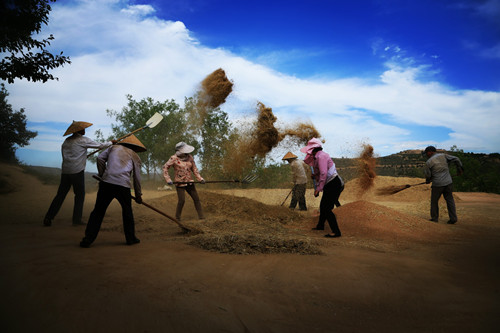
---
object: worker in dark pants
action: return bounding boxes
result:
[282,151,308,211]
[80,135,145,247]
[301,138,344,238]
[44,121,113,226]
[423,146,463,224]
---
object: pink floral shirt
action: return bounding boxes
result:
[163,154,203,187]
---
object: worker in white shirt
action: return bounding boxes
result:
[282,152,308,211]
[43,121,114,226]
[80,134,145,248]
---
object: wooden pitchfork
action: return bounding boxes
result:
[172,173,258,185]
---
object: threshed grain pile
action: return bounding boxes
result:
[144,179,458,255]
[334,201,456,244]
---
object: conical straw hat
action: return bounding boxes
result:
[118,134,147,152]
[63,121,93,136]
[282,152,298,160]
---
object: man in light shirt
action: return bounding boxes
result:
[423,146,463,224]
[43,121,114,226]
[282,152,308,211]
[80,134,145,248]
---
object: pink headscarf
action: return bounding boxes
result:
[301,138,323,166]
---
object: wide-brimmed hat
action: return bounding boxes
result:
[300,138,323,154]
[118,134,147,152]
[63,121,93,136]
[282,152,298,160]
[175,142,194,154]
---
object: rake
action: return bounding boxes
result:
[172,173,258,185]
[376,181,427,196]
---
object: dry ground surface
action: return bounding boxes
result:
[1,163,499,332]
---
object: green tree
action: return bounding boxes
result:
[0,83,37,162]
[0,0,70,83]
[103,95,190,179]
[449,145,500,193]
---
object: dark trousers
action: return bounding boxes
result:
[84,182,136,244]
[431,184,457,222]
[316,176,342,235]
[45,171,85,224]
[176,184,204,220]
[289,183,307,210]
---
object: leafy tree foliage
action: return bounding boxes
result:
[101,95,192,179]
[449,145,500,194]
[0,83,37,162]
[0,0,70,83]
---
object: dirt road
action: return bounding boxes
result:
[1,164,499,332]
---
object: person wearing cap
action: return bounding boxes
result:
[163,142,205,221]
[301,138,344,238]
[423,146,463,224]
[282,152,308,211]
[80,135,145,247]
[43,121,115,227]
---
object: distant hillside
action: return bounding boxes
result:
[334,150,427,181]
[334,150,500,194]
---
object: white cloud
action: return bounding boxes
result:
[121,4,156,16]
[8,0,500,166]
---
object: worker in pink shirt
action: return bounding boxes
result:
[301,138,344,238]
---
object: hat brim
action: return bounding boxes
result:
[177,144,194,154]
[63,121,93,136]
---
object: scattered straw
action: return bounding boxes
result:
[222,102,321,176]
[188,192,322,255]
[357,144,376,196]
[199,68,234,109]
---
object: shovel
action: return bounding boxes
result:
[87,112,163,157]
[92,175,195,234]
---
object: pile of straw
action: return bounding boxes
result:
[187,192,322,255]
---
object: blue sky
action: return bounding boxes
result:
[7,0,500,170]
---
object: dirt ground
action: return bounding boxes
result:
[1,163,499,332]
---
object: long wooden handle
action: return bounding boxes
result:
[131,196,177,223]
[172,180,238,184]
[133,198,191,233]
[92,175,191,232]
[281,188,293,206]
[87,126,146,158]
